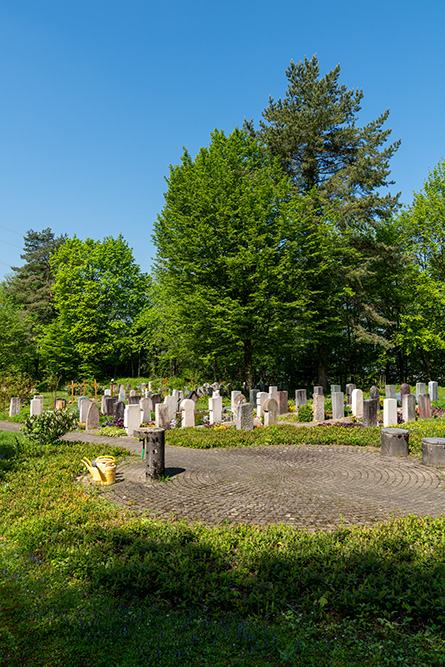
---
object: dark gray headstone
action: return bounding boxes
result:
[363,398,379,427]
[86,402,100,430]
[313,386,324,395]
[236,403,254,431]
[370,386,380,400]
[277,390,288,415]
[400,383,410,396]
[151,393,162,405]
[104,396,117,416]
[129,395,142,404]
[114,400,125,421]
[345,383,356,405]
[418,393,431,420]
[249,389,259,406]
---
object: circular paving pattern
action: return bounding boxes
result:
[92,445,445,530]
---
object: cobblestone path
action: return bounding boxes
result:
[97,444,444,530]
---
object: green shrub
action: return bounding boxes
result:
[297,403,313,422]
[21,409,79,454]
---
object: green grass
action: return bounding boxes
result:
[0,431,445,665]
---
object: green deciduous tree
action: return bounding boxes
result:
[153,127,332,387]
[40,235,149,379]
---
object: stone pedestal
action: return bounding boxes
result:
[312,394,325,422]
[381,428,409,457]
[144,428,165,481]
[418,393,431,420]
[402,394,416,423]
[236,403,254,431]
[383,398,397,427]
[363,398,378,427]
[331,392,344,420]
[422,438,445,466]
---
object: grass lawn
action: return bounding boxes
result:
[0,428,444,666]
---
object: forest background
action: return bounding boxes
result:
[1,56,445,393]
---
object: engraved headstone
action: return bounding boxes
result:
[402,394,416,423]
[180,398,195,428]
[363,398,378,427]
[263,398,278,426]
[209,395,222,424]
[9,397,20,417]
[277,390,288,415]
[155,403,170,429]
[428,381,439,402]
[114,400,125,421]
[295,389,307,410]
[85,402,100,430]
[236,402,254,431]
[418,393,431,420]
[331,392,344,420]
[351,388,363,419]
[383,398,397,427]
[312,394,325,422]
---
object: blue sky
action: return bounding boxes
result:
[0,0,444,280]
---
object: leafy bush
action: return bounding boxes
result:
[21,409,78,454]
[297,403,313,422]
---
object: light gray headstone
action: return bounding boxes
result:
[209,395,222,424]
[256,392,269,418]
[295,389,307,410]
[155,403,170,429]
[236,403,254,431]
[385,385,397,400]
[351,389,363,419]
[402,394,416,423]
[30,397,43,417]
[233,393,246,412]
[231,390,241,413]
[140,397,153,423]
[312,394,325,422]
[77,396,89,410]
[164,395,178,420]
[124,404,141,436]
[263,398,278,426]
[428,381,438,402]
[118,389,126,403]
[416,383,426,403]
[104,389,111,396]
[79,399,91,423]
[268,386,278,400]
[383,398,397,427]
[331,392,344,420]
[130,389,136,397]
[180,398,195,428]
[330,385,341,395]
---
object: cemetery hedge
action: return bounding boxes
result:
[0,436,444,665]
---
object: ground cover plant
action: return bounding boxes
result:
[1,432,444,666]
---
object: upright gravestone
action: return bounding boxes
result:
[400,383,410,396]
[351,388,363,419]
[85,402,100,430]
[104,389,111,397]
[383,398,397,427]
[140,397,153,423]
[295,389,307,410]
[236,402,254,431]
[268,386,278,401]
[30,397,43,417]
[126,383,132,391]
[418,393,431,420]
[385,385,397,400]
[79,399,91,423]
[263,398,278,426]
[9,397,20,417]
[114,400,125,421]
[209,395,222,424]
[155,403,170,429]
[256,392,269,418]
[103,396,117,416]
[233,393,246,415]
[231,390,241,414]
[129,389,136,397]
[313,394,325,422]
[416,383,426,403]
[129,395,141,405]
[101,394,108,414]
[164,395,178,420]
[124,404,141,436]
[118,388,126,403]
[345,383,356,405]
[54,398,67,411]
[277,390,288,415]
[331,392,344,420]
[402,394,416,423]
[249,389,259,406]
[330,384,341,395]
[77,396,89,410]
[428,381,439,402]
[369,386,380,400]
[363,398,379,427]
[180,398,195,428]
[151,393,162,407]
[313,386,324,396]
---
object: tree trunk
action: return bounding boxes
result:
[317,344,328,392]
[243,339,253,391]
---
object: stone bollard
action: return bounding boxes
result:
[422,438,445,466]
[381,428,409,457]
[144,428,165,480]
